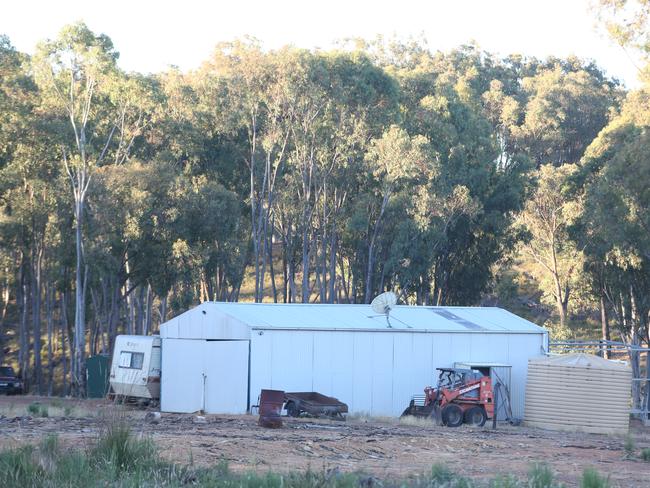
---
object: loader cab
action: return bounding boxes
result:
[436,368,483,399]
[436,368,482,389]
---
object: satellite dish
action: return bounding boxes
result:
[371,292,397,328]
[371,291,397,315]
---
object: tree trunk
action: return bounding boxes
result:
[268,234,278,303]
[338,254,350,303]
[281,239,288,303]
[60,292,69,396]
[365,192,390,303]
[259,210,269,303]
[328,230,337,303]
[108,281,120,353]
[644,350,650,423]
[289,257,297,303]
[46,282,54,396]
[18,258,30,391]
[159,295,168,331]
[549,234,568,328]
[32,244,44,394]
[0,262,11,365]
[125,255,135,335]
[90,288,100,357]
[73,198,87,396]
[137,285,145,335]
[144,283,153,336]
[600,291,610,359]
[630,287,641,411]
[301,222,310,303]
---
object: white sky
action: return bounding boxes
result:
[1,0,642,88]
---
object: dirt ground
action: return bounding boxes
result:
[1,396,649,487]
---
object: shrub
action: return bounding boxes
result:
[581,468,609,488]
[623,434,635,457]
[26,402,49,418]
[39,434,58,453]
[430,463,456,483]
[427,464,473,487]
[489,475,520,488]
[529,463,556,488]
[27,402,40,415]
[50,451,92,486]
[0,446,42,487]
[92,421,157,474]
[49,398,63,409]
[641,448,650,461]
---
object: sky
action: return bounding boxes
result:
[1,0,641,88]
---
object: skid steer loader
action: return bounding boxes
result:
[401,368,495,427]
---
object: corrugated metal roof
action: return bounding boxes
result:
[190,302,545,334]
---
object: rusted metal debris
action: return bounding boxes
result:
[258,389,285,428]
[284,392,348,420]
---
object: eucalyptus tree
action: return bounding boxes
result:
[517,164,583,327]
[576,86,650,408]
[0,35,66,391]
[389,46,529,305]
[268,49,399,303]
[32,22,151,393]
[310,51,399,303]
[0,36,32,368]
[513,63,620,167]
[166,175,246,304]
[362,126,431,302]
[197,41,299,302]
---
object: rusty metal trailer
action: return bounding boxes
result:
[284,392,348,419]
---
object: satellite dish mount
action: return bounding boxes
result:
[370,292,397,328]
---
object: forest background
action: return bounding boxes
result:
[1,1,649,395]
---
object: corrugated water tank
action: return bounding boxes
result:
[525,353,631,435]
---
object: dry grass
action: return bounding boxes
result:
[346,411,439,428]
[399,415,438,428]
[0,399,101,419]
[346,412,399,425]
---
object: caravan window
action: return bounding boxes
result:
[118,351,145,369]
[131,352,144,369]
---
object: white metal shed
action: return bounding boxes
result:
[159,303,547,417]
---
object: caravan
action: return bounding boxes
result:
[109,335,161,402]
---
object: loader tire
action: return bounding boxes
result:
[464,406,487,427]
[441,404,463,427]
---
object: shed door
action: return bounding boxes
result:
[161,339,204,413]
[204,340,249,414]
[161,338,249,414]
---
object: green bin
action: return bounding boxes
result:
[86,355,110,398]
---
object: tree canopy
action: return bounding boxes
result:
[1,23,647,397]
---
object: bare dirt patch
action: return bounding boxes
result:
[1,396,648,487]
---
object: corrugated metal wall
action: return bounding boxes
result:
[250,329,545,417]
[525,356,631,434]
